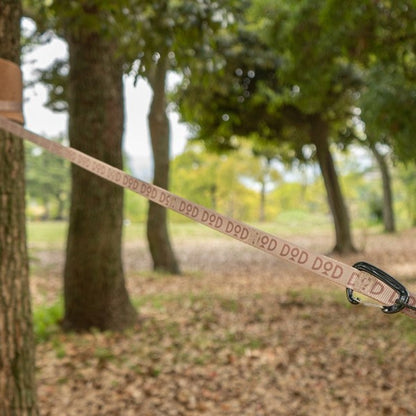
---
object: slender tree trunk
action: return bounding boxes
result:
[259,157,272,222]
[210,184,217,210]
[41,196,50,220]
[369,142,396,233]
[309,115,356,254]
[147,55,180,274]
[63,25,137,331]
[259,179,266,222]
[0,0,38,414]
[55,194,66,220]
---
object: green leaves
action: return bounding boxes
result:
[25,139,70,220]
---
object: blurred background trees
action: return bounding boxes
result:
[21,0,416,279]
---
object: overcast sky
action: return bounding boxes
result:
[21,20,190,179]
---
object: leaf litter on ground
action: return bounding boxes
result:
[32,228,416,415]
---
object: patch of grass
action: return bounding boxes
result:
[27,221,68,248]
[28,215,382,248]
[33,298,64,343]
[286,287,352,309]
[94,347,116,362]
[219,298,240,313]
[52,338,66,359]
[273,210,332,235]
[123,220,226,242]
[286,288,325,305]
[130,269,202,281]
[219,330,266,356]
[132,269,174,280]
[133,293,179,311]
[394,315,416,344]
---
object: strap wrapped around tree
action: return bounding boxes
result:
[0,57,24,124]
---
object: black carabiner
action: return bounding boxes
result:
[346,261,409,314]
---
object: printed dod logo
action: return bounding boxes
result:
[201,210,223,228]
[254,234,278,252]
[106,168,122,183]
[312,256,343,279]
[349,272,389,298]
[279,243,309,264]
[178,200,200,218]
[139,182,157,198]
[353,274,377,294]
[225,220,249,240]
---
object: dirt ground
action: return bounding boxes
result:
[31,228,416,415]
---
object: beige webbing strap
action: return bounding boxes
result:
[0,58,24,124]
[0,114,415,320]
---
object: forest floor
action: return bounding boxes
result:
[30,225,416,415]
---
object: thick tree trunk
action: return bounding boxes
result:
[146,55,180,274]
[369,142,396,233]
[309,115,356,254]
[0,0,38,414]
[63,27,137,331]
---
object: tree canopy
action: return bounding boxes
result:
[22,0,416,241]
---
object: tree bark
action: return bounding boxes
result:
[309,115,357,254]
[259,157,272,222]
[369,142,396,233]
[259,178,266,222]
[0,0,38,414]
[63,24,137,331]
[146,55,180,274]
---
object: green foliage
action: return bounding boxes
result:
[269,180,326,217]
[321,0,416,162]
[171,145,221,210]
[25,140,70,220]
[396,163,416,226]
[32,59,69,112]
[366,191,383,225]
[360,63,416,162]
[124,189,148,223]
[175,0,364,169]
[175,20,285,152]
[122,0,245,80]
[123,144,416,228]
[22,0,416,228]
[33,298,63,342]
[171,144,277,222]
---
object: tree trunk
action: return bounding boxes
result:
[0,0,38,414]
[210,184,217,210]
[146,55,180,274]
[259,157,272,222]
[259,181,266,222]
[63,25,137,331]
[55,193,66,220]
[369,142,396,233]
[41,196,50,220]
[309,115,356,254]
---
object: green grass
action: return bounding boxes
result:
[26,206,384,250]
[26,210,338,248]
[124,219,233,241]
[33,298,64,342]
[27,219,224,247]
[27,221,68,248]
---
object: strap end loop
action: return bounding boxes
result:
[346,262,409,314]
[0,58,24,124]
